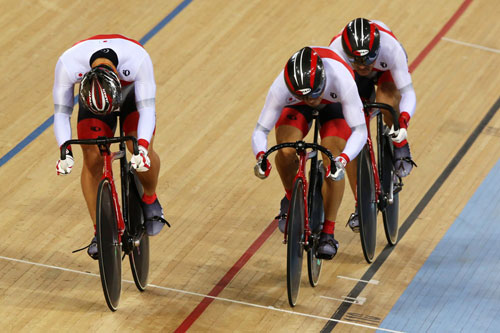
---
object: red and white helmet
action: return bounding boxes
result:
[79,65,121,115]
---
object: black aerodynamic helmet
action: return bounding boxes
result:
[284,47,326,99]
[341,18,380,65]
[79,65,121,115]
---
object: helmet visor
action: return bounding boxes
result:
[347,49,378,66]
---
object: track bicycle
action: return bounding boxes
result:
[260,110,336,307]
[62,125,154,311]
[356,102,402,263]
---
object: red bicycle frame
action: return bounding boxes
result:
[100,149,126,242]
[284,150,311,246]
[363,111,382,201]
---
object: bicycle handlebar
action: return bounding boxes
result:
[260,141,336,174]
[60,136,139,160]
[363,102,400,131]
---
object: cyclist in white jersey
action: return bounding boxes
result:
[53,34,167,259]
[329,18,417,232]
[252,46,367,259]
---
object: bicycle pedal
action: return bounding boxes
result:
[315,252,335,260]
[160,217,171,227]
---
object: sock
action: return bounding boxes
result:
[285,189,292,201]
[322,220,335,235]
[393,139,408,148]
[142,193,157,204]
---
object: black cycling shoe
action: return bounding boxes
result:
[346,208,360,233]
[140,199,170,236]
[72,236,98,260]
[87,236,98,260]
[316,233,339,260]
[275,195,289,233]
[394,143,417,178]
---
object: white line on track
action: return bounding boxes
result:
[320,295,367,305]
[0,255,403,333]
[441,37,500,54]
[337,275,380,285]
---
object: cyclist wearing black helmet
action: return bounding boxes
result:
[53,35,167,259]
[252,46,367,259]
[330,18,417,233]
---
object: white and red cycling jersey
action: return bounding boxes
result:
[329,20,416,120]
[252,46,367,163]
[53,34,156,147]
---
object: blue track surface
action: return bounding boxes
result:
[381,158,500,332]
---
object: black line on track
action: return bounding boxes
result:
[321,96,500,332]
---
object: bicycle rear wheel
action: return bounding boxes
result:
[287,178,305,307]
[357,145,377,263]
[307,160,323,287]
[381,136,399,245]
[96,178,122,311]
[127,169,150,291]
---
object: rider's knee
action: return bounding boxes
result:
[81,146,103,173]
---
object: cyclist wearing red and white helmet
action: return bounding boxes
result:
[53,34,166,259]
[252,46,367,259]
[329,18,417,233]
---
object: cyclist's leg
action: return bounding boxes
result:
[77,103,117,226]
[77,103,116,258]
[122,88,165,236]
[275,106,310,190]
[274,106,310,232]
[375,72,400,127]
[376,73,415,177]
[316,104,350,257]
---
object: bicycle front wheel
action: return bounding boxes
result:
[287,178,305,307]
[307,160,323,287]
[381,136,399,245]
[357,145,377,263]
[127,169,150,291]
[96,178,122,311]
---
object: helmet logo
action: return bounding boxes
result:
[297,88,311,95]
[354,49,369,56]
[90,79,109,113]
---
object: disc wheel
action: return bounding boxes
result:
[357,145,377,263]
[287,178,305,307]
[96,179,122,311]
[307,160,323,287]
[381,137,399,246]
[127,170,150,291]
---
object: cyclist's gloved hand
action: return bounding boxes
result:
[389,112,410,144]
[56,147,74,175]
[254,151,272,179]
[326,155,348,181]
[131,140,151,172]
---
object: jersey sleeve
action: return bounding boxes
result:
[53,58,76,147]
[251,74,287,156]
[134,53,157,147]
[338,83,367,162]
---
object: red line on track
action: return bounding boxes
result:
[175,1,473,331]
[409,0,473,73]
[174,219,277,332]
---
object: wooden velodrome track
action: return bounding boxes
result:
[0,0,499,331]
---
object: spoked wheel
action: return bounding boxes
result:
[287,178,305,307]
[381,137,399,246]
[96,179,122,311]
[307,160,324,287]
[357,145,377,263]
[127,170,150,291]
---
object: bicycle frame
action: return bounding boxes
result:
[99,144,126,242]
[261,110,335,246]
[362,103,399,207]
[61,133,139,245]
[288,145,311,245]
